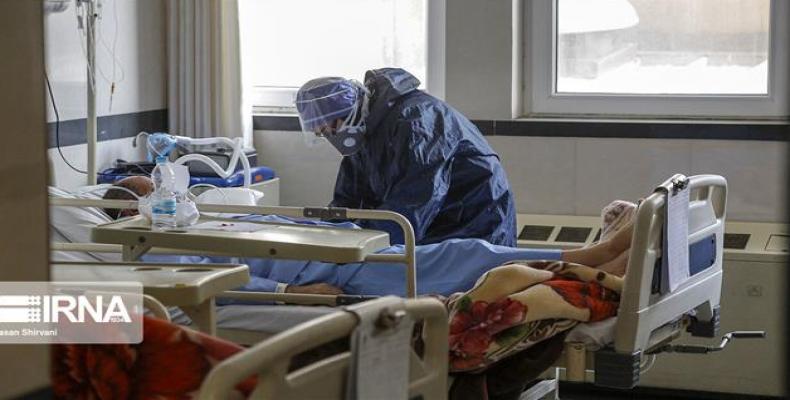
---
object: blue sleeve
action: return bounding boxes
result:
[240,276,280,293]
[331,157,364,209]
[358,118,452,244]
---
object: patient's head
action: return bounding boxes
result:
[103,176,154,219]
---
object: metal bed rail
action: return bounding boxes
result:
[197,297,448,400]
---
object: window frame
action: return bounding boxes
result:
[249,0,445,113]
[523,0,789,120]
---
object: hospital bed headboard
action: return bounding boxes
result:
[599,174,726,387]
[198,297,448,400]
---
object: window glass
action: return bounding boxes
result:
[556,0,770,95]
[240,0,427,90]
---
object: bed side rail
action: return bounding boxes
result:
[589,175,725,388]
[615,174,727,354]
[197,297,448,400]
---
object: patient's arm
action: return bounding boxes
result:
[285,283,343,295]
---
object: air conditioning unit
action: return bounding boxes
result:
[517,214,788,397]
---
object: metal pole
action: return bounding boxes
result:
[85,0,97,185]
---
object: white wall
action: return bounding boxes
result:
[254,131,788,223]
[45,0,166,189]
[255,130,342,207]
[252,1,788,223]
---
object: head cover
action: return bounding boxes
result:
[296,77,370,156]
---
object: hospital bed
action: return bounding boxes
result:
[520,174,765,398]
[48,174,763,398]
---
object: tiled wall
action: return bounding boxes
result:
[254,130,788,222]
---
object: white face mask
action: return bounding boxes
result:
[321,82,370,157]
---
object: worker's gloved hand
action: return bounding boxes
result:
[285,283,344,295]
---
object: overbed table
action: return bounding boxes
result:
[51,261,250,335]
[91,215,391,263]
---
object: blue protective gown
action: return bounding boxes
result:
[330,68,517,247]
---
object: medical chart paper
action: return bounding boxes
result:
[185,220,272,233]
[660,180,690,293]
[347,312,413,400]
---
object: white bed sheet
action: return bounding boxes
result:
[49,185,122,263]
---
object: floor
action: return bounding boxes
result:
[558,383,780,400]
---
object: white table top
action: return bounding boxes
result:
[91,215,391,263]
[51,261,250,306]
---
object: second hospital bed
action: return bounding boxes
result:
[48,174,761,396]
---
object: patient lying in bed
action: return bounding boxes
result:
[50,178,633,298]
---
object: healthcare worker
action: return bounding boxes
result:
[296,68,517,247]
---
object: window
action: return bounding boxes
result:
[240,0,444,112]
[524,0,789,119]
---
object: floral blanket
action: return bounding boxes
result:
[447,200,636,373]
[446,260,623,372]
[52,316,255,399]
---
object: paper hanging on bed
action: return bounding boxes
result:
[659,177,690,293]
[185,220,272,233]
[346,301,413,400]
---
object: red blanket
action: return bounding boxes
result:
[52,316,254,399]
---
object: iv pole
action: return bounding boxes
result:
[84,0,98,185]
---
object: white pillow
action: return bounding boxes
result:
[49,186,121,262]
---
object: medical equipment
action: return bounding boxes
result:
[177,146,258,177]
[52,261,250,335]
[198,296,448,400]
[135,132,255,188]
[99,163,277,193]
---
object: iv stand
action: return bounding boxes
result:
[85,0,98,185]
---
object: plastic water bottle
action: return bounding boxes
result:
[151,156,177,230]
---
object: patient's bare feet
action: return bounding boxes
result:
[606,220,633,257]
[561,220,633,267]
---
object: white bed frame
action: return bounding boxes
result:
[537,174,728,394]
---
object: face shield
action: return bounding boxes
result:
[295,77,369,156]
